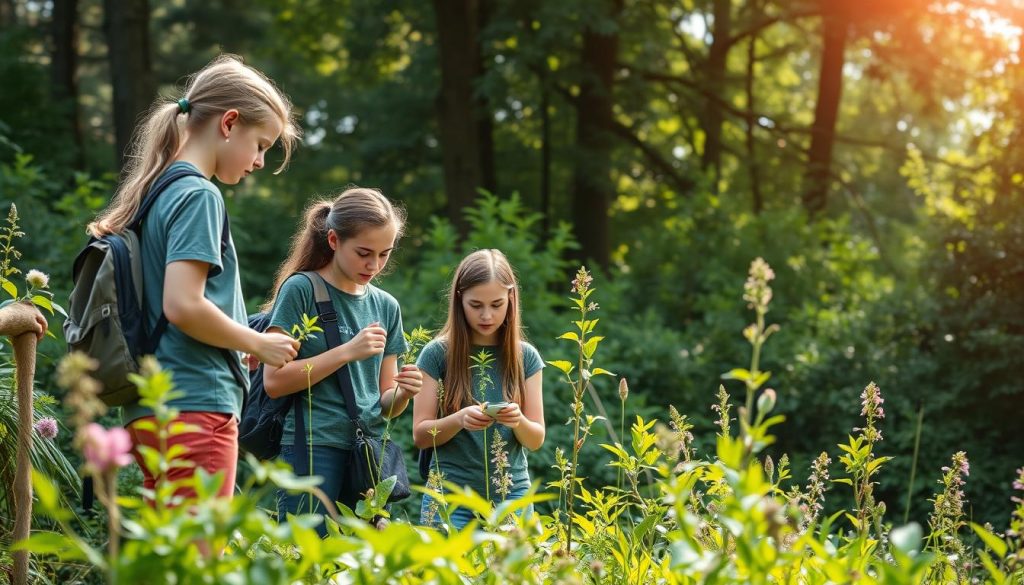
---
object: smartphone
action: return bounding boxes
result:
[482,402,510,417]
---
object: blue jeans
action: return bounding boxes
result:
[420,485,533,530]
[278,444,363,536]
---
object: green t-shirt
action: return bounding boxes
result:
[124,162,248,424]
[269,274,406,449]
[416,339,544,501]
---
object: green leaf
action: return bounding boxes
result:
[558,331,580,342]
[30,294,53,314]
[971,522,1008,558]
[590,367,615,376]
[2,279,16,298]
[977,550,1007,583]
[12,532,84,559]
[752,370,771,389]
[582,336,604,359]
[32,469,59,511]
[50,300,68,318]
[546,360,574,375]
[722,368,752,382]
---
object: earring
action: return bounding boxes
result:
[225,138,230,143]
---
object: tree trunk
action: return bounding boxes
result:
[571,0,623,270]
[802,4,848,216]
[432,0,490,236]
[103,0,155,171]
[51,0,84,170]
[0,0,15,27]
[701,0,732,190]
[745,0,763,214]
[477,0,497,196]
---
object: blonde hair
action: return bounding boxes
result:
[437,249,527,416]
[89,54,300,236]
[261,187,406,312]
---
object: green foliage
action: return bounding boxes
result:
[8,260,1024,583]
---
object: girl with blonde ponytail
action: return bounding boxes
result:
[90,54,302,501]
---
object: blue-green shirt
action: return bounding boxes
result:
[417,339,544,501]
[269,274,406,449]
[125,162,248,424]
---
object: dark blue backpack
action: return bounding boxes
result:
[236,273,322,471]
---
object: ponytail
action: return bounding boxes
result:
[260,200,334,312]
[89,54,300,237]
[261,186,406,312]
[89,102,183,236]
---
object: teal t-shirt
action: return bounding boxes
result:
[269,274,406,449]
[124,162,248,424]
[416,339,544,501]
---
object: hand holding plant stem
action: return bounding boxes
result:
[378,327,432,477]
[470,348,497,502]
[289,314,321,513]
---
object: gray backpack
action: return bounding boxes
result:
[64,167,245,406]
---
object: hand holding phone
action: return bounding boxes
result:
[481,402,510,417]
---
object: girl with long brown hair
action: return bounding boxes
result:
[262,188,422,532]
[412,249,546,529]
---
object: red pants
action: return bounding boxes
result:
[128,411,238,500]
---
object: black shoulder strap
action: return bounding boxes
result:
[128,166,204,232]
[300,272,361,425]
[288,271,359,475]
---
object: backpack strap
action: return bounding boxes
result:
[302,272,362,424]
[137,168,248,393]
[288,271,363,475]
[128,165,204,233]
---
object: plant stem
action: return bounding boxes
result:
[744,310,765,427]
[617,398,625,490]
[904,402,924,525]
[306,368,313,515]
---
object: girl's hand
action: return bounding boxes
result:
[395,364,422,399]
[345,322,387,361]
[494,402,523,428]
[253,331,300,367]
[460,405,494,431]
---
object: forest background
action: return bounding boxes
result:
[1,0,1022,531]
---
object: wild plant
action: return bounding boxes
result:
[547,266,614,553]
[378,326,431,479]
[290,315,321,513]
[835,381,892,540]
[470,348,497,502]
[924,450,972,582]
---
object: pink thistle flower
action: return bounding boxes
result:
[33,416,58,439]
[81,423,133,472]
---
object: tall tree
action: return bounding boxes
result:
[0,0,15,27]
[432,0,495,236]
[51,0,83,170]
[801,0,848,216]
[572,0,623,270]
[701,0,732,189]
[744,0,763,214]
[103,0,155,170]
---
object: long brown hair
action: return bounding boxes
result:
[89,54,300,236]
[438,249,526,416]
[260,187,406,312]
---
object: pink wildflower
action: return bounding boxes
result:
[81,423,133,472]
[33,416,58,439]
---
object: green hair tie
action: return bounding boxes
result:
[177,98,191,114]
